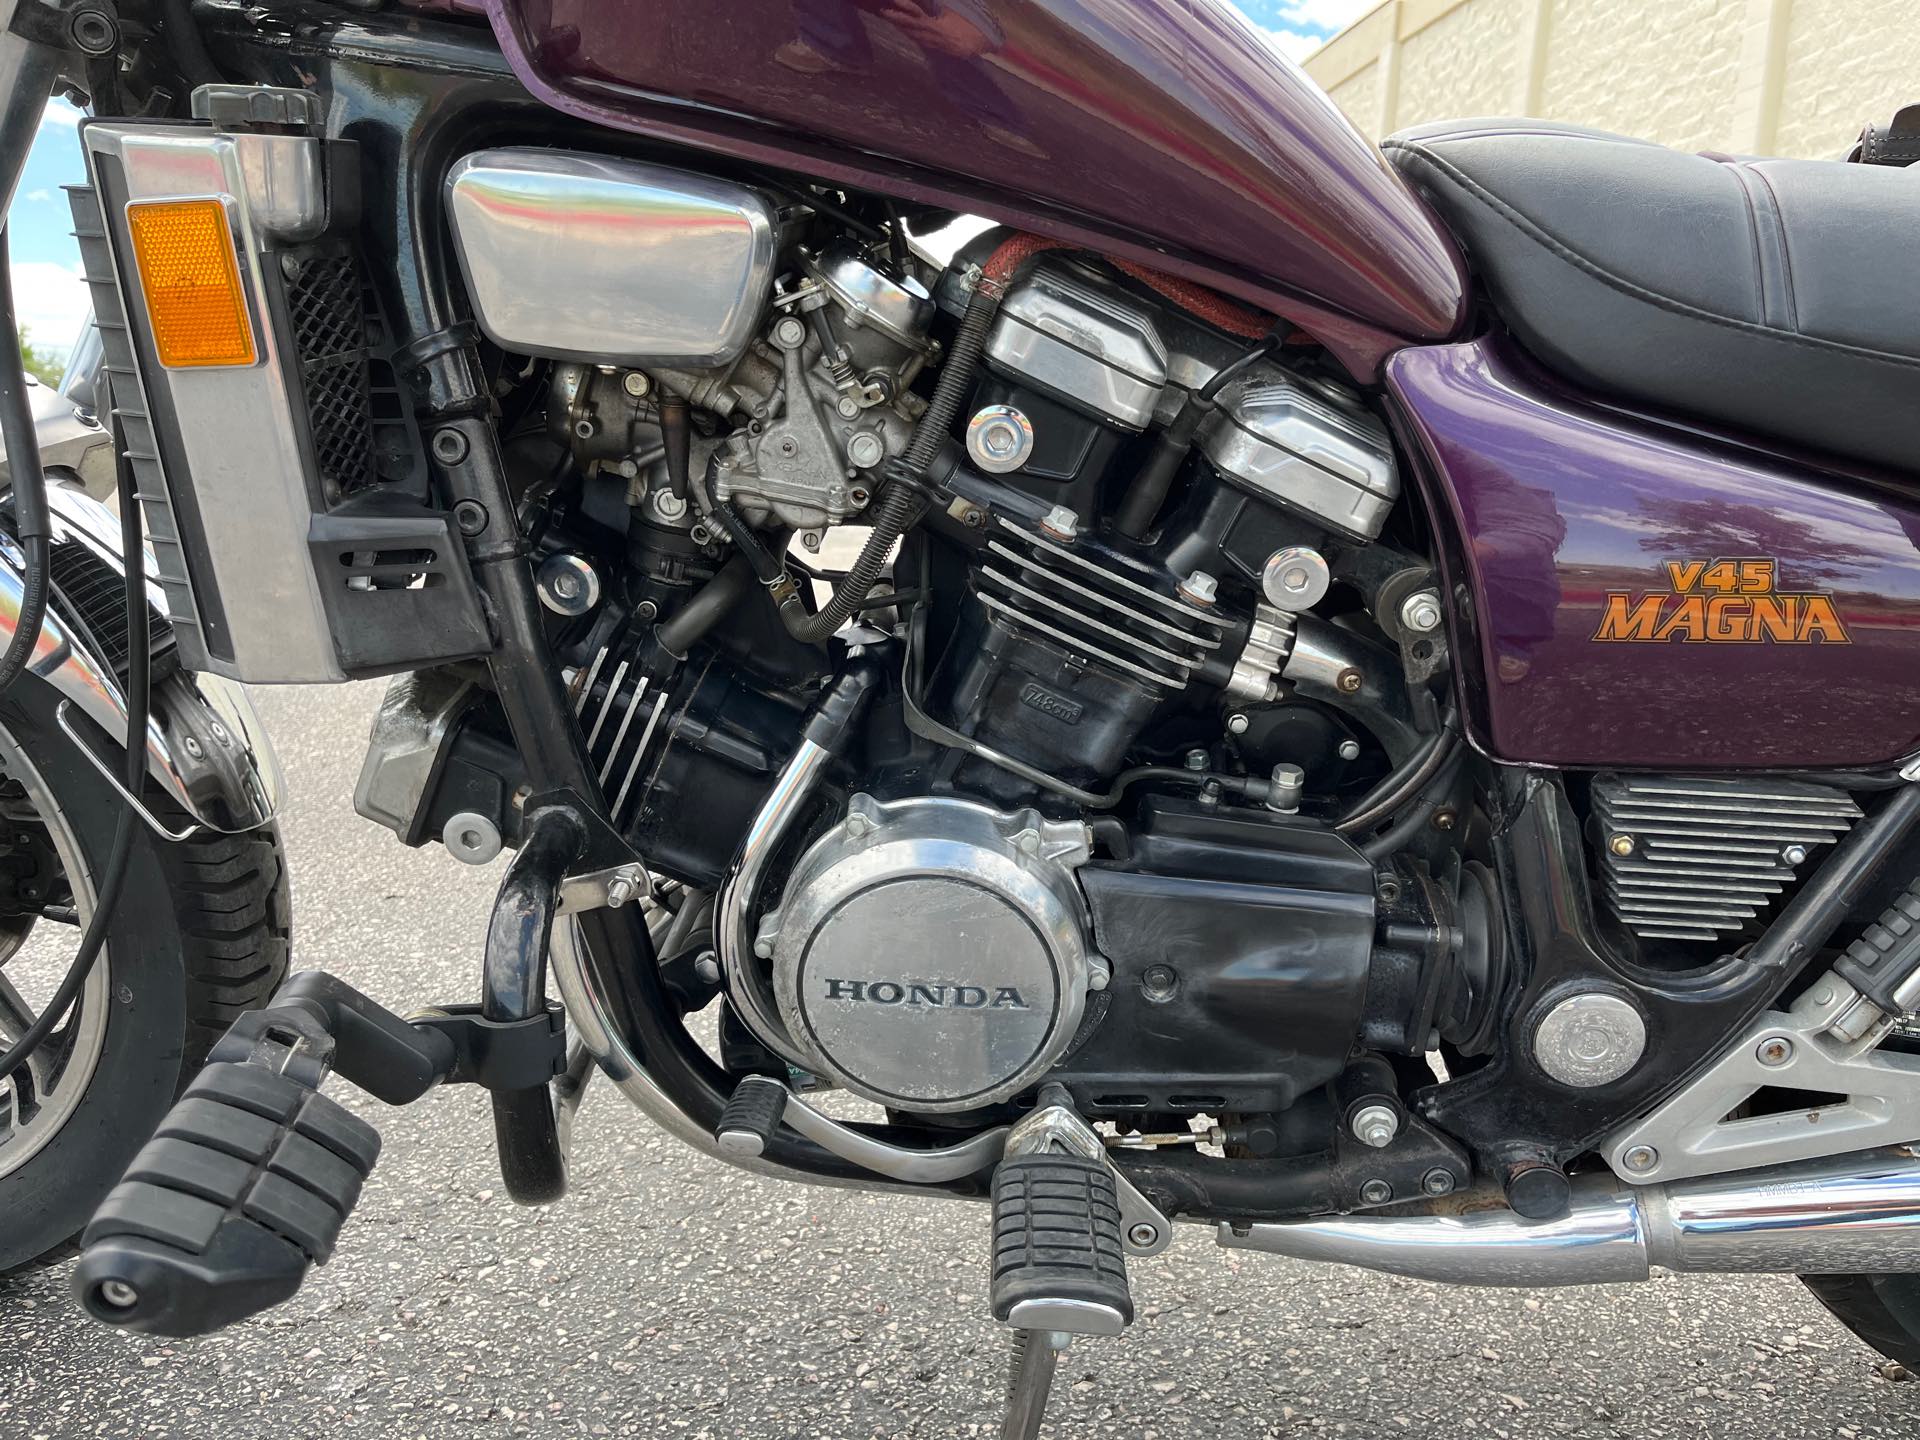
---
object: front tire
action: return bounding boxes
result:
[0,679,290,1275]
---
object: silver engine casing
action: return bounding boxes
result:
[754,795,1100,1113]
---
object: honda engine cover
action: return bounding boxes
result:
[755,795,1097,1112]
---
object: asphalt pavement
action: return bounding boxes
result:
[3,681,1918,1438]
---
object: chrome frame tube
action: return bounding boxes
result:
[0,3,61,220]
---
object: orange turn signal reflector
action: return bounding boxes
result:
[126,199,257,369]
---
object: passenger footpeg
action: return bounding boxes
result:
[74,971,566,1336]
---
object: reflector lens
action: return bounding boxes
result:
[126,199,257,368]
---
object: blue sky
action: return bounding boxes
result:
[3,2,1369,363]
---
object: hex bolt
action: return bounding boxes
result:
[1399,590,1444,634]
[1622,1144,1659,1174]
[453,499,489,536]
[1349,1102,1400,1149]
[1088,960,1111,992]
[1782,843,1810,866]
[846,431,885,470]
[1422,1168,1457,1197]
[1267,762,1306,814]
[1040,504,1079,541]
[1184,748,1210,771]
[1610,834,1636,857]
[621,370,650,398]
[1757,1036,1795,1067]
[1127,1222,1161,1249]
[1337,739,1362,761]
[1359,1179,1394,1206]
[773,316,808,349]
[1141,964,1178,1002]
[1179,570,1219,607]
[1226,713,1251,735]
[431,427,470,465]
[1335,667,1363,694]
[693,951,722,985]
[837,396,861,419]
[1014,829,1042,856]
[95,1279,140,1311]
[605,872,640,908]
[844,811,873,838]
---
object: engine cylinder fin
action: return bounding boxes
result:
[983,541,1223,651]
[998,520,1226,630]
[1594,775,1861,943]
[978,566,1203,671]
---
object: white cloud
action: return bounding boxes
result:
[1273,0,1376,29]
[23,188,50,203]
[39,99,81,130]
[9,260,91,360]
[1257,25,1327,61]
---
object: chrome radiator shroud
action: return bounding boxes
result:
[1594,775,1860,942]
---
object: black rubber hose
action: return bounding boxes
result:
[1334,709,1461,836]
[778,285,1001,644]
[661,396,691,503]
[0,406,148,1085]
[0,227,53,694]
[160,0,222,88]
[1114,334,1276,540]
[654,554,754,657]
[1360,750,1467,862]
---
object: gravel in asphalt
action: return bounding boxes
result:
[3,681,1919,1438]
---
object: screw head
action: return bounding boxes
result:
[1610,834,1636,857]
[1359,1179,1394,1206]
[773,316,808,349]
[453,499,489,536]
[1430,808,1458,832]
[1623,1144,1659,1174]
[1338,739,1362,761]
[1757,1036,1795,1067]
[182,735,204,760]
[846,431,885,470]
[1184,748,1210,771]
[431,427,470,465]
[1126,1222,1160,1249]
[96,1279,140,1311]
[1335,667,1363,694]
[622,370,650,398]
[1422,1168,1457,1197]
[1141,965,1178,1002]
[1226,713,1250,735]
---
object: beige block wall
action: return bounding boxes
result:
[1304,0,1920,158]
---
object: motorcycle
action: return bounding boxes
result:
[1,0,1917,1429]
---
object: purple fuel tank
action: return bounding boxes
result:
[1388,340,1920,772]
[479,0,1464,378]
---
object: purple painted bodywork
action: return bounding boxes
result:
[1388,340,1920,771]
[477,0,1465,379]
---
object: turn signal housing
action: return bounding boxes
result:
[125,199,257,368]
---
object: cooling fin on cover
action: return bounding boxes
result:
[1594,775,1861,942]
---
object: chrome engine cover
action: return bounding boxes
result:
[756,794,1098,1113]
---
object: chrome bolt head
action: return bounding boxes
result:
[1039,504,1079,541]
[1184,748,1210,771]
[1622,1144,1659,1174]
[1127,1222,1161,1249]
[1179,570,1219,607]
[1757,1036,1795,1067]
[1782,843,1810,866]
[1261,545,1330,612]
[1349,1102,1400,1149]
[1610,834,1636,857]
[1399,590,1443,634]
[1359,1179,1394,1206]
[1267,762,1306,814]
[965,405,1035,474]
[605,871,640,908]
[621,370,650,398]
[1337,739,1362,761]
[1226,713,1251,735]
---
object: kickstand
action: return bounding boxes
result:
[1002,1328,1068,1439]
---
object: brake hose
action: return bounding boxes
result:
[0,227,53,692]
[0,395,149,1084]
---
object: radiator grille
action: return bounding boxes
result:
[47,539,176,684]
[976,519,1229,691]
[286,253,376,497]
[1594,775,1860,942]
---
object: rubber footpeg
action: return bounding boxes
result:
[1835,877,1920,1015]
[73,1061,380,1337]
[990,1153,1133,1335]
[716,1075,788,1158]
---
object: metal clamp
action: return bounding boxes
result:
[1005,1096,1173,1257]
[1603,971,1920,1184]
[556,861,654,914]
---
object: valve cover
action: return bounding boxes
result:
[756,795,1096,1112]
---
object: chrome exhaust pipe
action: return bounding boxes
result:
[1216,1149,1920,1286]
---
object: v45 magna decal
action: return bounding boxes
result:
[1593,558,1850,645]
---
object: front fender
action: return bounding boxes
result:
[0,489,282,833]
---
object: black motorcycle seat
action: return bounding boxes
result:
[1382,119,1920,475]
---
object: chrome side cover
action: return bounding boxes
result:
[445,150,777,368]
[0,488,281,834]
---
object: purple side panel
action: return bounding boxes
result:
[1387,340,1920,771]
[480,0,1465,379]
